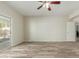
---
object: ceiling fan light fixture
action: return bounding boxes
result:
[46,3,50,8]
[43,4,46,8]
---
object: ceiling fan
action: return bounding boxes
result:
[37,1,61,11]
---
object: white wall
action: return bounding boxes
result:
[0,2,24,46]
[25,16,67,42]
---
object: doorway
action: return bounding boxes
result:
[76,23,79,41]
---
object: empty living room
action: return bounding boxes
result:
[0,0,79,58]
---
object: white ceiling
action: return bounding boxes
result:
[4,1,79,17]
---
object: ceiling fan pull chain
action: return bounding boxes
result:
[48,7,51,11]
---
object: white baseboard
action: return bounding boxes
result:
[25,40,76,43]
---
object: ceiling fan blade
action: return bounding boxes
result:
[38,1,43,3]
[50,1,60,4]
[48,7,51,11]
[38,1,46,3]
[37,4,43,10]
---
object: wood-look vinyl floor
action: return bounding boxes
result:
[0,42,79,58]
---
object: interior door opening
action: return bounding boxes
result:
[76,24,79,41]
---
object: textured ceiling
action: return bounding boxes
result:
[4,1,79,16]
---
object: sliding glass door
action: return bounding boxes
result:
[0,15,11,49]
